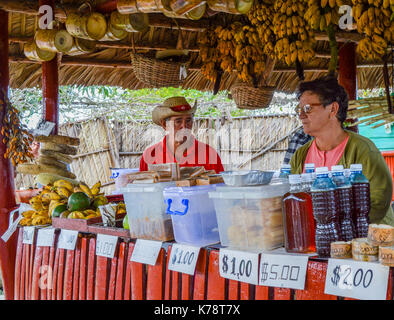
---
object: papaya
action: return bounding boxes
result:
[52,204,68,217]
[68,192,91,212]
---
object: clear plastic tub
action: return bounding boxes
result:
[163,184,221,247]
[208,183,290,252]
[122,182,176,241]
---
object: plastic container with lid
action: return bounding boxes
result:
[121,182,176,241]
[208,182,290,252]
[163,184,221,246]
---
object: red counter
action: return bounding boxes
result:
[382,151,394,202]
[12,228,394,301]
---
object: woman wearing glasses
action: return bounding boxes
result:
[290,76,394,226]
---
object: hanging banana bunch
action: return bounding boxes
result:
[352,0,393,61]
[273,0,316,66]
[198,26,221,82]
[0,90,34,166]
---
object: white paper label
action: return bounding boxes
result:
[22,226,35,245]
[324,259,390,300]
[57,229,78,250]
[130,239,162,266]
[36,227,56,247]
[258,253,309,290]
[95,234,118,259]
[99,204,116,227]
[168,243,200,275]
[219,248,259,285]
[1,203,33,243]
[33,120,55,136]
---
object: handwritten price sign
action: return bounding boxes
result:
[22,226,35,244]
[96,234,118,259]
[258,253,309,290]
[130,239,162,266]
[325,259,390,300]
[57,229,78,250]
[219,248,259,285]
[168,243,200,275]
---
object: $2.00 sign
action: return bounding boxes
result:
[325,259,390,300]
[219,248,259,285]
[168,243,200,275]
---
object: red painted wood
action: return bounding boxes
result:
[295,260,337,300]
[164,246,172,300]
[193,248,207,300]
[206,250,225,300]
[63,248,75,300]
[95,0,118,13]
[39,0,59,134]
[14,230,23,300]
[146,248,165,300]
[181,273,192,300]
[20,244,26,300]
[72,238,81,300]
[86,237,96,300]
[274,287,291,300]
[94,255,109,300]
[24,244,30,299]
[56,248,65,300]
[47,236,57,300]
[28,241,36,300]
[51,247,59,300]
[255,285,269,300]
[123,242,134,300]
[240,282,250,300]
[129,242,144,300]
[228,280,239,300]
[78,237,88,300]
[115,241,127,300]
[40,246,50,300]
[171,271,180,300]
[0,9,18,301]
[107,244,119,300]
[31,246,43,300]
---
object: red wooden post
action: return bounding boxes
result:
[86,237,96,300]
[129,242,144,300]
[123,242,134,300]
[39,0,59,134]
[192,248,207,300]
[255,285,269,300]
[40,246,50,300]
[78,237,88,300]
[0,9,18,300]
[72,238,81,300]
[14,230,24,300]
[338,42,358,132]
[107,244,119,300]
[146,248,165,300]
[115,241,127,300]
[63,248,76,300]
[206,249,225,300]
[31,246,43,300]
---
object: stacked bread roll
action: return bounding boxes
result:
[17,134,80,180]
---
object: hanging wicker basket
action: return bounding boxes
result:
[131,52,189,87]
[230,82,275,110]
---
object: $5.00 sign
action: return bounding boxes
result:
[325,259,390,300]
[219,248,259,285]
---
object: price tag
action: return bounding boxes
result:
[22,226,35,244]
[130,239,162,266]
[219,248,259,285]
[325,259,390,300]
[168,243,200,275]
[95,234,118,259]
[258,253,309,289]
[33,120,55,136]
[36,227,55,247]
[57,229,78,250]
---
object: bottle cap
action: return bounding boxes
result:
[305,163,315,169]
[315,166,329,174]
[331,165,344,172]
[350,164,363,171]
[288,174,302,184]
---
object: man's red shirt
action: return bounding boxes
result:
[139,136,224,173]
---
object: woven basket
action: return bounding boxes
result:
[230,83,275,110]
[130,53,188,88]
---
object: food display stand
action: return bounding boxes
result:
[0,0,393,301]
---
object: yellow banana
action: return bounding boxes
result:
[91,181,101,196]
[41,192,62,203]
[54,179,74,192]
[79,183,93,198]
[56,187,73,198]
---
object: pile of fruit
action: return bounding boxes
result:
[19,179,125,226]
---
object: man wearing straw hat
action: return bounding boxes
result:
[139,96,224,173]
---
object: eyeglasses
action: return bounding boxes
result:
[295,103,324,115]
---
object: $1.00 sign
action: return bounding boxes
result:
[219,248,259,285]
[258,253,309,289]
[168,243,200,275]
[324,259,390,300]
[96,234,118,259]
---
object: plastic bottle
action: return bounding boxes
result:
[331,165,355,241]
[279,164,291,178]
[310,167,341,257]
[282,174,316,253]
[304,163,316,179]
[349,164,370,238]
[301,173,314,193]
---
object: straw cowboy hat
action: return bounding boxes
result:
[152,96,197,126]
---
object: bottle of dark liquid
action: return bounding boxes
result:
[331,165,355,241]
[310,167,341,257]
[301,172,314,193]
[282,174,316,253]
[349,164,370,238]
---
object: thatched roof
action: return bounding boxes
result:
[3,0,393,93]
